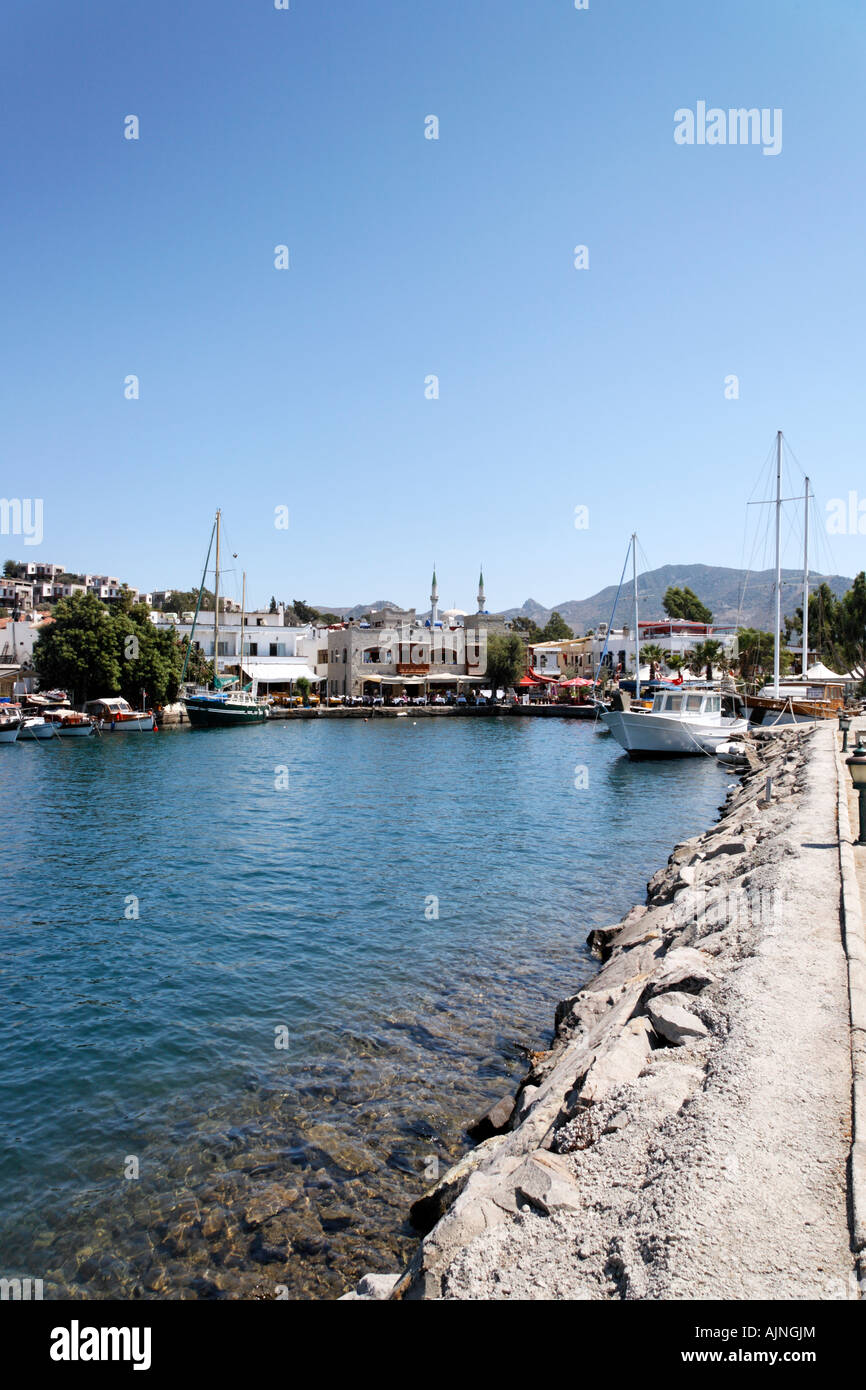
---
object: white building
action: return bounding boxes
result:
[149,604,326,692]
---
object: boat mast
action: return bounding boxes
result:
[632,532,640,700]
[214,508,221,682]
[239,570,246,686]
[802,477,810,676]
[179,514,217,687]
[773,431,782,697]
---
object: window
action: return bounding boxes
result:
[269,643,278,657]
[342,648,347,664]
[685,695,702,712]
[249,642,258,656]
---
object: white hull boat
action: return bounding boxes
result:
[0,723,20,744]
[18,717,56,741]
[44,713,95,737]
[602,690,748,758]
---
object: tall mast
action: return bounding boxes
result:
[773,432,782,697]
[239,570,246,685]
[632,533,640,700]
[802,477,810,677]
[214,507,221,681]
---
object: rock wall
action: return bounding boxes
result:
[341,724,857,1301]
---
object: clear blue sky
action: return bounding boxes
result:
[3,0,864,613]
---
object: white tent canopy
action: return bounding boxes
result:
[241,662,322,684]
[803,662,847,682]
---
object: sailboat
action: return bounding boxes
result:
[601,534,748,757]
[743,433,844,725]
[180,510,270,728]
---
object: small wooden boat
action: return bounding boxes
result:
[83,697,155,732]
[18,716,56,741]
[44,710,95,737]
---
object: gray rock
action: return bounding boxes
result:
[580,1017,655,1102]
[467,1093,516,1142]
[645,947,715,999]
[647,992,710,1046]
[512,1150,583,1215]
[409,1134,507,1234]
[357,1272,400,1299]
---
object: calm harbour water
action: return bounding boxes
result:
[0,716,728,1299]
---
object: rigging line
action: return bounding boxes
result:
[738,437,777,623]
[592,537,633,687]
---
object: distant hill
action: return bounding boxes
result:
[310,600,401,619]
[500,564,854,634]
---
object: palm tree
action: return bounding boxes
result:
[689,640,723,680]
[665,650,686,672]
[640,643,666,681]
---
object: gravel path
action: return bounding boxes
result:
[441,724,856,1300]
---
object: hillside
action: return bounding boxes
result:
[501,564,853,634]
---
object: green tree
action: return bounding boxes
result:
[162,588,216,613]
[735,628,792,682]
[688,639,724,679]
[33,592,122,703]
[484,632,526,692]
[640,643,666,679]
[33,592,186,705]
[269,595,278,614]
[539,611,574,641]
[3,560,23,578]
[664,650,686,672]
[296,675,311,706]
[292,599,320,624]
[662,586,713,624]
[179,635,214,686]
[511,616,542,641]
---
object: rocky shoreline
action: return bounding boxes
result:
[342,723,858,1300]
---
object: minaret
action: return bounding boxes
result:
[477,566,486,614]
[430,565,439,627]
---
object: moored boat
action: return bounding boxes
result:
[602,688,748,758]
[182,686,269,727]
[18,716,56,741]
[83,697,155,732]
[0,702,22,743]
[44,709,96,737]
[179,509,269,728]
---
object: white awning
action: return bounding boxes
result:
[241,662,322,684]
[380,674,426,685]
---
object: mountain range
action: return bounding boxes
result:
[312,564,854,634]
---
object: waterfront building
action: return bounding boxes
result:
[149,606,325,694]
[326,571,508,698]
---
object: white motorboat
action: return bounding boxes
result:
[18,716,56,741]
[602,689,748,758]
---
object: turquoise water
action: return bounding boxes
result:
[0,716,728,1298]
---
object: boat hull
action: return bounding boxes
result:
[98,714,155,732]
[0,725,20,744]
[18,721,55,741]
[52,722,95,737]
[183,699,268,728]
[601,710,749,758]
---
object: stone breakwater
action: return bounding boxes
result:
[342,723,859,1301]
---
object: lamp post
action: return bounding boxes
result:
[839,710,852,752]
[846,735,866,845]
